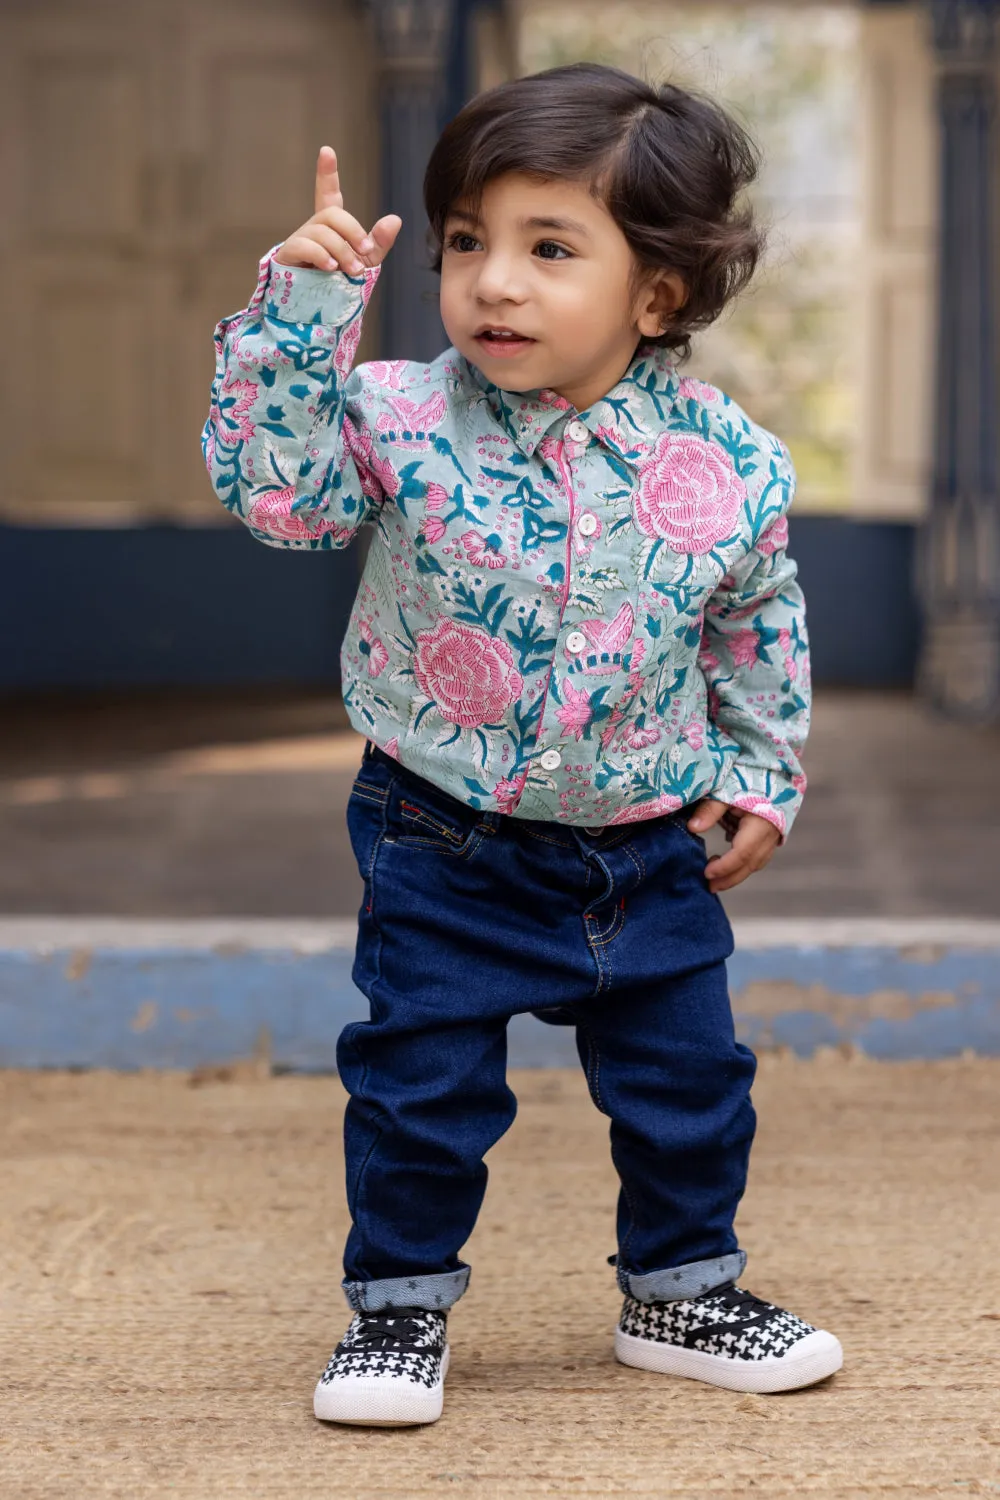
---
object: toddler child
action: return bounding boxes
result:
[204,62,842,1426]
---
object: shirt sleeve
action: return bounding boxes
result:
[700,457,811,838]
[201,248,387,550]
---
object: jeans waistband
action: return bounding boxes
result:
[362,740,691,846]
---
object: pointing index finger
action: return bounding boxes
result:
[315,145,343,215]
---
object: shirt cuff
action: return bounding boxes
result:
[712,766,804,840]
[262,252,380,325]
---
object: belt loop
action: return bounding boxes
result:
[363,739,374,762]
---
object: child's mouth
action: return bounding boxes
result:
[475,329,536,358]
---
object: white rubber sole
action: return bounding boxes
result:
[313,1346,449,1426]
[614,1327,843,1393]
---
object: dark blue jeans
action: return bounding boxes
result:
[338,742,756,1314]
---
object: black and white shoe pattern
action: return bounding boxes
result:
[313,1306,449,1425]
[615,1283,843,1393]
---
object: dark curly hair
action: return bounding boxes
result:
[423,62,764,361]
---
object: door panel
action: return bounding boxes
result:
[854,5,937,520]
[0,0,379,524]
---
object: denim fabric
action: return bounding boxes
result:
[621,1251,747,1303]
[338,742,757,1311]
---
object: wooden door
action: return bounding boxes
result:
[854,3,937,521]
[0,0,378,525]
[171,0,379,520]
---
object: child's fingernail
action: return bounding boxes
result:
[359,237,374,253]
[348,259,363,273]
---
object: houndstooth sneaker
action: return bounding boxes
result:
[313,1305,449,1426]
[615,1283,843,1393]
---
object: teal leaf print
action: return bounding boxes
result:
[522,511,567,551]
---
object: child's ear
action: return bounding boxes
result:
[635,271,687,338]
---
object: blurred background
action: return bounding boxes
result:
[1,0,998,924]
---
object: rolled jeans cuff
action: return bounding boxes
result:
[617,1250,747,1303]
[341,1266,470,1313]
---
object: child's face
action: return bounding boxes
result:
[440,173,680,412]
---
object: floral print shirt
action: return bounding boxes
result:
[203,251,810,834]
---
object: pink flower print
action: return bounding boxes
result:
[493,776,522,814]
[677,377,718,406]
[729,629,760,668]
[462,530,506,570]
[608,793,684,826]
[413,618,523,729]
[344,415,398,500]
[220,376,258,444]
[671,381,719,411]
[425,482,449,512]
[757,514,789,556]
[698,640,721,673]
[366,360,408,391]
[777,626,797,682]
[570,602,635,674]
[376,391,448,449]
[792,772,808,794]
[389,392,447,432]
[731,793,786,837]
[634,433,745,554]
[247,487,351,544]
[358,619,389,677]
[707,688,722,721]
[537,435,563,467]
[555,681,593,741]
[333,315,363,379]
[382,736,400,760]
[680,716,704,751]
[625,723,660,750]
[422,515,447,545]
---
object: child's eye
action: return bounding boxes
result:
[445,232,481,253]
[535,241,571,261]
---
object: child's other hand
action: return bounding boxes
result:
[686,799,781,893]
[274,146,402,274]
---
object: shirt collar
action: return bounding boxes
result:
[458,342,682,464]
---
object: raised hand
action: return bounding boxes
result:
[274,146,402,274]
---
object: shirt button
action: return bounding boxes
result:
[566,419,589,444]
[577,512,599,537]
[566,630,587,653]
[539,749,562,771]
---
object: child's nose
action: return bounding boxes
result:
[475,252,524,304]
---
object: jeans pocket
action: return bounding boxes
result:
[389,791,491,860]
[347,781,389,880]
[669,808,707,850]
